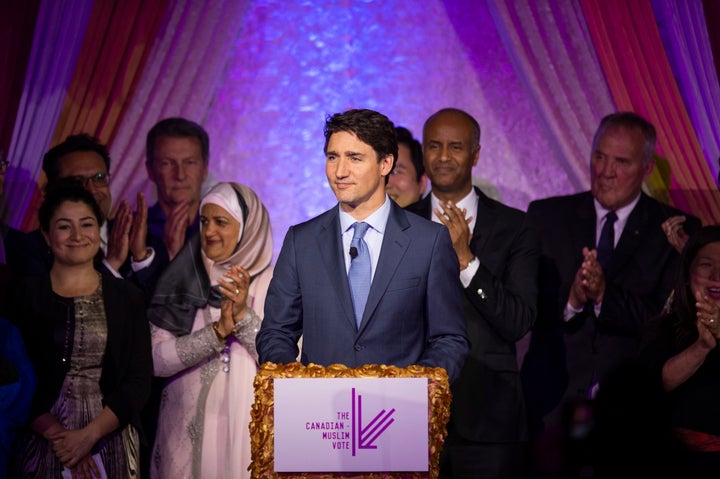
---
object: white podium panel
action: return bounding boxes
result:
[274,377,428,472]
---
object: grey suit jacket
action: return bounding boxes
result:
[407,187,539,442]
[256,200,469,382]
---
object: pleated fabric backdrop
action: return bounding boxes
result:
[2,0,719,259]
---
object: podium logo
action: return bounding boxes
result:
[276,377,428,472]
[352,387,396,456]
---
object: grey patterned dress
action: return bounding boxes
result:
[15,285,139,478]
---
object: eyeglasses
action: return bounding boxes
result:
[70,172,110,188]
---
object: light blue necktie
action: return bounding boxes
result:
[348,222,371,328]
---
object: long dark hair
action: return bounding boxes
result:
[672,225,720,347]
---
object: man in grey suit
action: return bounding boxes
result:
[521,112,701,477]
[406,108,539,479]
[256,109,469,383]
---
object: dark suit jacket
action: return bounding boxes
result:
[520,191,701,433]
[256,200,469,382]
[406,187,539,442]
[8,273,152,429]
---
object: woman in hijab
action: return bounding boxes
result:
[148,182,273,479]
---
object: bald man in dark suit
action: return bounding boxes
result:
[407,108,539,479]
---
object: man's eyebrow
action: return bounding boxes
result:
[326,149,367,157]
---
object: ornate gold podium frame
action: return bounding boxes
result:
[249,362,452,479]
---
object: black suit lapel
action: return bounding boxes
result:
[574,192,597,253]
[607,195,649,276]
[470,188,497,253]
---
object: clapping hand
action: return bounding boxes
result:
[695,290,720,347]
[662,215,689,254]
[105,200,132,271]
[164,201,192,261]
[217,265,250,336]
[434,201,474,268]
[569,247,607,308]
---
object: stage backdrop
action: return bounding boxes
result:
[2,0,719,260]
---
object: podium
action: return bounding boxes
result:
[249,362,452,479]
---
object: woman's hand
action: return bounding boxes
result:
[217,265,250,336]
[695,290,720,347]
[68,454,101,479]
[51,427,97,470]
[662,215,689,253]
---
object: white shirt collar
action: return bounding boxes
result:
[338,195,392,235]
[430,188,479,232]
[593,193,641,246]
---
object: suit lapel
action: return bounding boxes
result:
[469,188,497,253]
[317,207,357,329]
[607,194,648,276]
[573,192,597,253]
[359,203,410,332]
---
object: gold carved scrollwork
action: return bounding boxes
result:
[249,362,451,479]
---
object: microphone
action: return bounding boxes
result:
[349,246,358,259]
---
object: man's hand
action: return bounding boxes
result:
[580,247,606,304]
[568,248,607,308]
[164,201,192,261]
[129,191,149,261]
[105,200,132,271]
[434,201,474,268]
[568,264,589,309]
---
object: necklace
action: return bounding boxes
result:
[61,303,72,364]
[58,272,101,365]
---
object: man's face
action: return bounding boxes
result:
[386,143,426,207]
[591,126,653,211]
[325,131,393,218]
[56,151,112,219]
[147,136,208,209]
[423,111,479,195]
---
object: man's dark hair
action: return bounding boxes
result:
[146,117,210,166]
[39,178,104,232]
[42,134,111,182]
[323,109,398,171]
[591,112,656,166]
[395,126,424,181]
